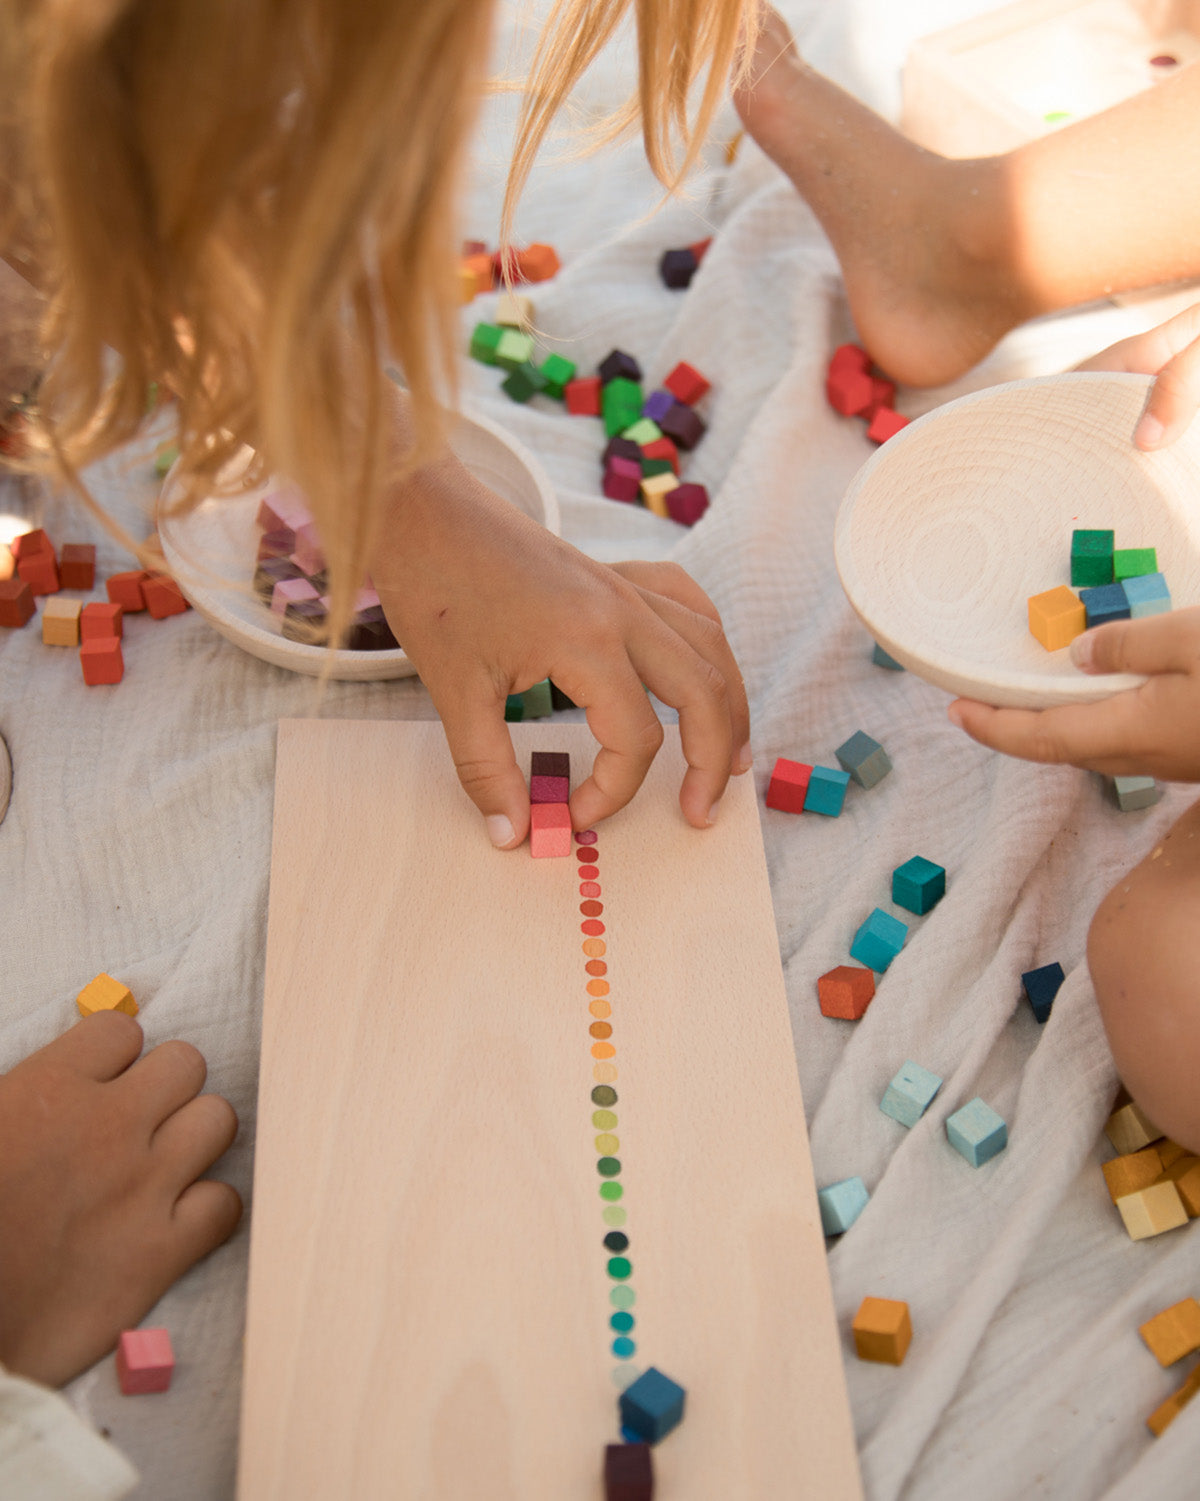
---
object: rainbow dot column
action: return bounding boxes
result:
[576,829,641,1390]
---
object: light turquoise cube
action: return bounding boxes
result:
[835,730,892,789]
[1121,572,1171,618]
[880,1061,943,1127]
[946,1098,1007,1166]
[850,907,908,972]
[817,1176,869,1235]
[804,765,850,817]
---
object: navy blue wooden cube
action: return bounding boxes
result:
[1021,961,1065,1023]
[618,1366,686,1444]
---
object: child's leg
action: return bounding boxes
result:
[0,1011,241,1387]
[735,7,1200,387]
[1089,795,1200,1153]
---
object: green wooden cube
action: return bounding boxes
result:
[1113,547,1158,581]
[469,322,503,366]
[538,353,577,400]
[640,458,674,479]
[501,362,548,403]
[495,329,536,371]
[521,678,553,719]
[601,377,643,437]
[504,693,525,722]
[1071,529,1114,587]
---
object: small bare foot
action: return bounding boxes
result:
[0,1011,241,1387]
[734,7,1032,387]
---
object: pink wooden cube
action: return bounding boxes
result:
[116,1328,174,1394]
[530,774,570,804]
[291,521,326,578]
[271,577,319,616]
[530,802,572,858]
[256,488,312,534]
[603,456,642,503]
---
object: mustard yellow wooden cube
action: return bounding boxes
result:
[1156,1156,1200,1216]
[1104,1099,1162,1156]
[852,1296,912,1365]
[1116,1180,1188,1240]
[640,471,678,519]
[1102,1145,1165,1203]
[1139,1298,1200,1367]
[42,596,82,647]
[76,972,138,1019]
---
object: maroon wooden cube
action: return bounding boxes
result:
[604,1442,653,1501]
[658,402,706,451]
[665,482,709,527]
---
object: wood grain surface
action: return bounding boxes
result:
[238,719,861,1500]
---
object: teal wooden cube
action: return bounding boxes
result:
[538,352,577,399]
[817,1176,869,1235]
[1122,572,1171,618]
[521,678,553,719]
[495,328,536,371]
[504,693,524,722]
[621,417,663,447]
[619,1367,686,1444]
[880,1061,943,1127]
[946,1098,1007,1166]
[501,362,548,402]
[804,765,850,816]
[1112,774,1161,811]
[850,908,908,972]
[891,856,946,915]
[835,730,892,789]
[1113,547,1157,581]
[469,321,503,366]
[1070,529,1114,586]
[872,642,904,670]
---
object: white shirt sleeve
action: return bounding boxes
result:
[0,1364,137,1501]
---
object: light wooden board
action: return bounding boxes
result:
[238,719,861,1500]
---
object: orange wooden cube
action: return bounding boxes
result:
[11,527,51,561]
[462,252,494,295]
[41,596,82,646]
[59,542,96,590]
[17,548,59,595]
[1148,1363,1200,1436]
[1156,1156,1200,1216]
[817,965,876,1021]
[76,972,138,1018]
[1028,585,1086,651]
[1139,1299,1200,1367]
[142,573,188,619]
[852,1297,912,1365]
[80,636,124,685]
[1102,1145,1165,1203]
[516,242,560,282]
[81,601,124,640]
[107,570,148,612]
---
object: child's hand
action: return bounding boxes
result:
[373,457,751,846]
[0,1011,241,1388]
[1077,299,1200,450]
[948,608,1200,781]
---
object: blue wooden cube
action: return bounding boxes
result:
[804,765,851,816]
[850,908,908,972]
[618,1367,686,1444]
[1112,774,1162,811]
[946,1098,1007,1166]
[880,1061,943,1127]
[1122,572,1171,618]
[835,730,892,789]
[872,642,904,670]
[891,856,946,915]
[1021,961,1065,1023]
[817,1176,869,1235]
[1079,582,1130,628]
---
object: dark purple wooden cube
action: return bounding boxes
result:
[281,597,328,642]
[604,1442,653,1501]
[531,751,570,780]
[598,349,642,385]
[346,606,399,651]
[602,436,642,467]
[254,556,303,600]
[549,681,576,711]
[659,402,706,450]
[659,247,698,289]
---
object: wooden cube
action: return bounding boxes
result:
[852,1297,912,1365]
[462,251,495,295]
[10,527,50,561]
[59,542,96,590]
[17,548,59,595]
[1105,1099,1162,1155]
[0,577,35,628]
[604,1441,653,1501]
[867,407,910,443]
[641,436,680,474]
[640,471,678,519]
[1116,1180,1188,1240]
[564,377,601,416]
[1140,1299,1200,1367]
[107,571,148,612]
[116,1327,174,1394]
[1028,585,1086,651]
[663,361,710,406]
[81,601,124,640]
[1155,1156,1200,1216]
[945,1097,1007,1167]
[42,595,82,646]
[76,972,138,1018]
[80,636,124,685]
[530,802,571,858]
[1147,1362,1200,1437]
[765,757,812,813]
[1102,1146,1166,1204]
[516,243,560,282]
[826,364,873,416]
[817,965,875,1021]
[665,483,709,527]
[0,543,13,582]
[495,292,534,327]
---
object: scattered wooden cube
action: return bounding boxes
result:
[0,577,35,628]
[469,322,504,365]
[539,353,577,400]
[867,408,910,443]
[1071,528,1115,587]
[462,252,495,295]
[530,802,571,858]
[1115,1180,1188,1240]
[106,571,148,613]
[1139,1299,1200,1367]
[1147,1362,1200,1436]
[494,329,536,371]
[945,1097,1007,1166]
[641,437,679,474]
[11,527,51,561]
[658,402,705,451]
[604,1441,653,1501]
[1020,961,1065,1023]
[603,456,643,503]
[621,417,662,448]
[42,595,82,646]
[599,350,642,385]
[835,730,892,789]
[142,574,188,619]
[618,1366,686,1443]
[765,757,812,813]
[1122,572,1171,618]
[530,751,569,803]
[501,362,548,403]
[601,377,644,437]
[829,344,870,375]
[1105,1099,1163,1155]
[564,376,602,416]
[663,361,710,405]
[1156,1157,1200,1216]
[817,1176,869,1235]
[58,543,96,590]
[880,1061,942,1127]
[892,856,946,915]
[81,601,123,640]
[516,243,560,282]
[520,679,553,719]
[642,389,675,424]
[77,972,138,1018]
[80,637,124,685]
[1112,775,1161,811]
[804,765,850,817]
[852,1297,912,1365]
[850,908,908,972]
[1028,584,1086,651]
[271,577,319,616]
[665,482,709,527]
[116,1328,174,1395]
[640,471,678,518]
[1113,547,1157,581]
[1080,582,1130,627]
[17,545,59,595]
[826,364,874,417]
[1102,1146,1167,1204]
[817,964,875,1021]
[863,377,897,419]
[659,247,698,289]
[495,291,534,327]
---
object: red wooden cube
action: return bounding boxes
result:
[863,378,896,420]
[829,343,870,374]
[59,542,96,590]
[0,577,35,628]
[10,527,51,561]
[565,377,602,416]
[142,573,189,619]
[817,964,876,1021]
[80,636,124,685]
[604,1441,653,1500]
[825,364,874,417]
[530,802,572,858]
[689,237,713,262]
[765,757,812,813]
[17,548,59,596]
[603,456,642,503]
[81,601,124,640]
[867,408,910,444]
[641,436,679,474]
[663,361,711,406]
[107,570,148,612]
[116,1328,174,1394]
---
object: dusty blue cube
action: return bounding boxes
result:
[619,1366,686,1444]
[1080,582,1130,628]
[1122,572,1171,618]
[892,856,946,915]
[946,1098,1008,1166]
[817,1176,869,1235]
[880,1061,943,1127]
[804,765,851,816]
[872,642,904,670]
[850,908,908,972]
[1112,774,1162,811]
[1021,961,1065,1023]
[835,731,892,789]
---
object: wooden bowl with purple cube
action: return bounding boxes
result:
[157,408,560,681]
